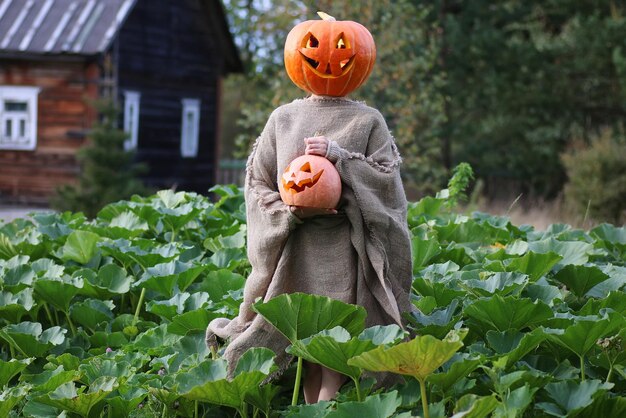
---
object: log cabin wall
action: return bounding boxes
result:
[0,60,99,204]
[116,0,225,194]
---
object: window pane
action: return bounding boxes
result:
[5,101,28,112]
[19,119,26,137]
[5,119,12,137]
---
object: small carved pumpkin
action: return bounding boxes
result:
[284,12,376,97]
[279,155,342,209]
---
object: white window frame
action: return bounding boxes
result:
[123,90,140,151]
[180,98,200,158]
[0,86,40,151]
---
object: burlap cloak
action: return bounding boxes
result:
[206,96,413,376]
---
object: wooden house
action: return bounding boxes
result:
[0,0,241,204]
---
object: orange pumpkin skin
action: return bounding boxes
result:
[279,155,342,209]
[284,17,376,97]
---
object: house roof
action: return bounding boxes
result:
[0,0,136,56]
[0,0,242,72]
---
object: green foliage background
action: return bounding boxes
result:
[221,0,626,201]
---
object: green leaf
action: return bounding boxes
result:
[70,299,114,331]
[131,324,183,355]
[284,401,333,418]
[464,295,553,332]
[546,312,625,358]
[0,385,30,417]
[494,384,538,418]
[134,260,206,297]
[412,237,441,271]
[79,359,135,384]
[34,276,83,313]
[3,263,35,291]
[485,327,551,368]
[452,394,499,418]
[25,366,81,394]
[325,391,401,418]
[527,238,594,267]
[536,380,613,416]
[77,264,132,299]
[0,289,34,322]
[0,357,33,387]
[198,269,246,303]
[405,298,461,339]
[553,265,610,298]
[105,385,147,417]
[253,293,367,343]
[176,348,275,411]
[464,272,528,296]
[168,309,221,335]
[0,322,66,357]
[287,327,377,380]
[109,211,148,233]
[571,395,626,418]
[504,251,562,281]
[428,353,482,392]
[348,329,468,382]
[60,230,100,264]
[35,376,118,417]
[99,239,179,268]
[412,277,466,307]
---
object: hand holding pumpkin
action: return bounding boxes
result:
[304,136,329,157]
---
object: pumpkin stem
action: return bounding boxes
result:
[317,11,336,21]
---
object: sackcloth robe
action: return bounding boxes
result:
[206,96,413,381]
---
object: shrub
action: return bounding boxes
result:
[561,128,626,224]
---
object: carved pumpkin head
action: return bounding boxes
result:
[279,155,342,209]
[284,12,376,97]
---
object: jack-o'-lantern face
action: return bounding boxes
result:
[279,155,342,209]
[284,12,376,97]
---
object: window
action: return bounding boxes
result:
[0,86,40,150]
[123,91,140,151]
[180,98,200,158]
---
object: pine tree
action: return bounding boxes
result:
[52,100,147,218]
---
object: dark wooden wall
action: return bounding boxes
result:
[0,60,98,204]
[116,0,225,194]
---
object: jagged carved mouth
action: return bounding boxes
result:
[299,52,355,78]
[282,162,324,193]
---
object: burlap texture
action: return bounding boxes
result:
[206,96,413,378]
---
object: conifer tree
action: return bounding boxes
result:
[52,100,147,218]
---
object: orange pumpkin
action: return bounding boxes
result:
[284,12,376,97]
[279,155,342,209]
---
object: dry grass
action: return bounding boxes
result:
[473,195,600,231]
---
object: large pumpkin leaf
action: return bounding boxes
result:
[504,251,562,281]
[70,299,114,331]
[76,264,132,299]
[0,322,66,357]
[134,260,207,297]
[546,312,625,358]
[485,327,552,368]
[35,376,118,417]
[494,384,538,418]
[428,353,482,392]
[553,265,610,298]
[0,357,32,387]
[464,295,553,332]
[176,348,275,410]
[105,385,147,418]
[348,329,468,382]
[527,238,594,267]
[0,385,30,417]
[0,288,34,322]
[536,380,613,416]
[99,239,179,269]
[25,366,81,394]
[253,293,367,343]
[33,275,83,313]
[287,327,377,380]
[325,391,401,418]
[2,263,35,291]
[451,394,499,418]
[60,230,100,264]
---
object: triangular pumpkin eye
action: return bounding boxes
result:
[300,162,312,173]
[304,33,319,48]
[335,33,348,49]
